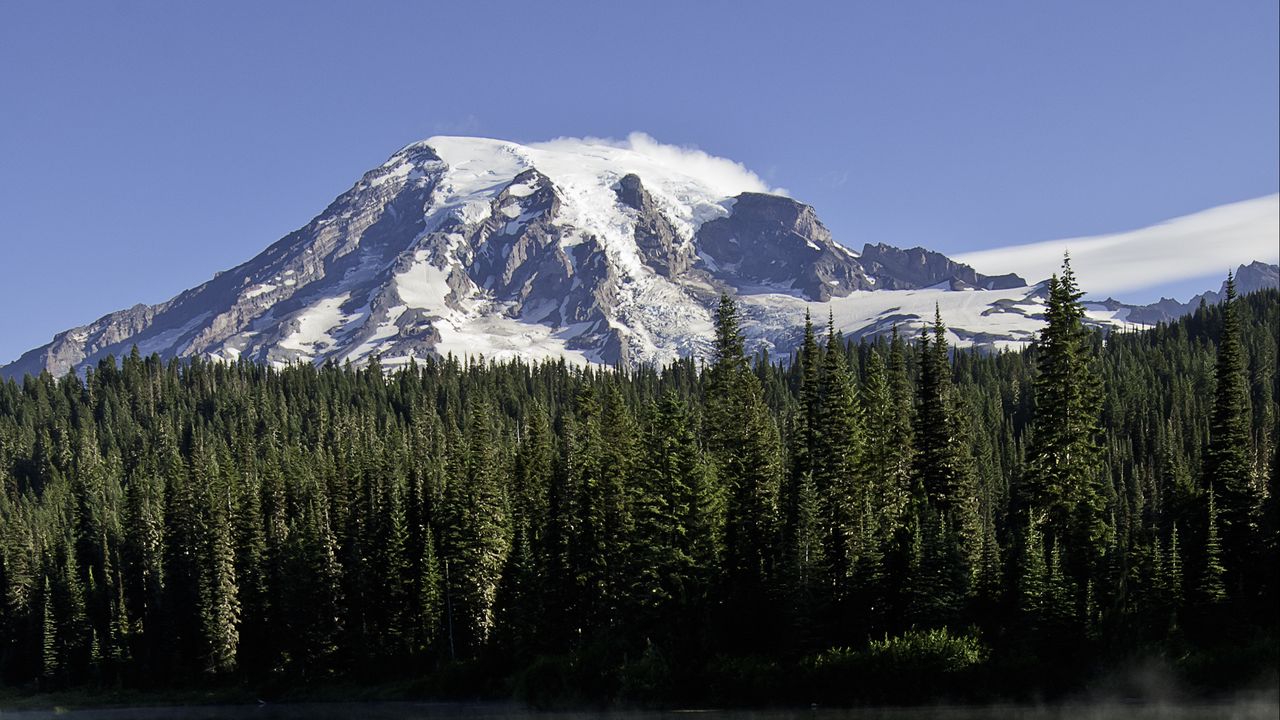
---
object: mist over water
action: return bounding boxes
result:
[1,699,1278,720]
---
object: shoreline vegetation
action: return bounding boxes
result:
[0,261,1276,709]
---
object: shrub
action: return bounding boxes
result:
[807,627,990,704]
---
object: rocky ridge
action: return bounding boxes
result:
[3,136,1272,379]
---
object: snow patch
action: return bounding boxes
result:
[136,312,212,356]
[278,295,353,355]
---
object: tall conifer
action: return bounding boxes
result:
[1203,272,1258,597]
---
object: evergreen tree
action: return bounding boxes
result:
[912,309,979,591]
[813,317,860,601]
[1016,519,1048,629]
[706,295,782,649]
[282,492,343,678]
[0,281,1273,699]
[1024,255,1107,591]
[632,393,708,624]
[439,401,510,654]
[413,531,442,655]
[1197,484,1227,607]
[1202,272,1259,597]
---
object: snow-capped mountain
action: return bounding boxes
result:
[2,136,1275,379]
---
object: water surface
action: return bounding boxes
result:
[1,700,1277,720]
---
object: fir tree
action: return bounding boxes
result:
[1203,272,1258,597]
[912,309,979,588]
[413,531,442,655]
[1024,255,1107,590]
[0,281,1273,697]
[439,401,510,654]
[813,316,860,600]
[1197,484,1227,607]
[706,295,782,648]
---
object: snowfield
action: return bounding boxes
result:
[4,134,1272,379]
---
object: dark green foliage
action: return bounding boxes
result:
[808,627,988,704]
[706,295,782,649]
[1197,485,1227,606]
[1203,274,1261,598]
[911,309,980,598]
[0,285,1274,704]
[1023,256,1108,588]
[631,393,715,628]
[439,401,510,655]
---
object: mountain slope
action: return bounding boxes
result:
[3,136,1273,379]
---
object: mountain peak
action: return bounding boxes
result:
[4,135,1268,380]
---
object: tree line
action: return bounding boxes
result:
[0,260,1275,703]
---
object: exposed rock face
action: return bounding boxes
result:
[1122,260,1280,325]
[6,144,444,378]
[858,243,1025,290]
[7,135,1264,379]
[615,174,696,278]
[696,193,869,300]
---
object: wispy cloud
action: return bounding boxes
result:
[533,132,787,197]
[955,194,1280,296]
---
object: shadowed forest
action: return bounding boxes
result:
[0,262,1276,707]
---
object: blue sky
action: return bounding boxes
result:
[1,1,1277,363]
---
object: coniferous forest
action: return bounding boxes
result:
[1,262,1276,706]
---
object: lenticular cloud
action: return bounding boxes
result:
[955,194,1280,296]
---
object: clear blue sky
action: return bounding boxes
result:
[2,1,1277,364]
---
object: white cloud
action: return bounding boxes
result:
[531,132,786,197]
[955,194,1280,296]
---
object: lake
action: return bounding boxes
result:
[0,700,1277,720]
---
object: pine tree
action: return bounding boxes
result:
[413,531,442,655]
[1168,523,1184,614]
[162,427,203,676]
[230,438,267,674]
[904,508,964,629]
[439,401,510,654]
[40,575,57,683]
[813,317,860,600]
[193,436,239,675]
[912,309,979,587]
[201,483,240,674]
[51,536,90,682]
[1202,272,1258,597]
[706,295,782,648]
[283,492,344,677]
[597,383,638,622]
[974,489,1003,615]
[1197,484,1227,606]
[121,450,165,670]
[860,348,898,525]
[1024,255,1107,590]
[513,402,553,540]
[632,393,706,621]
[788,470,826,644]
[565,385,609,635]
[791,310,822,492]
[491,524,537,661]
[369,470,410,655]
[0,280,1275,694]
[1016,519,1048,628]
[887,326,916,513]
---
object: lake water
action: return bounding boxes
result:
[0,700,1277,720]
